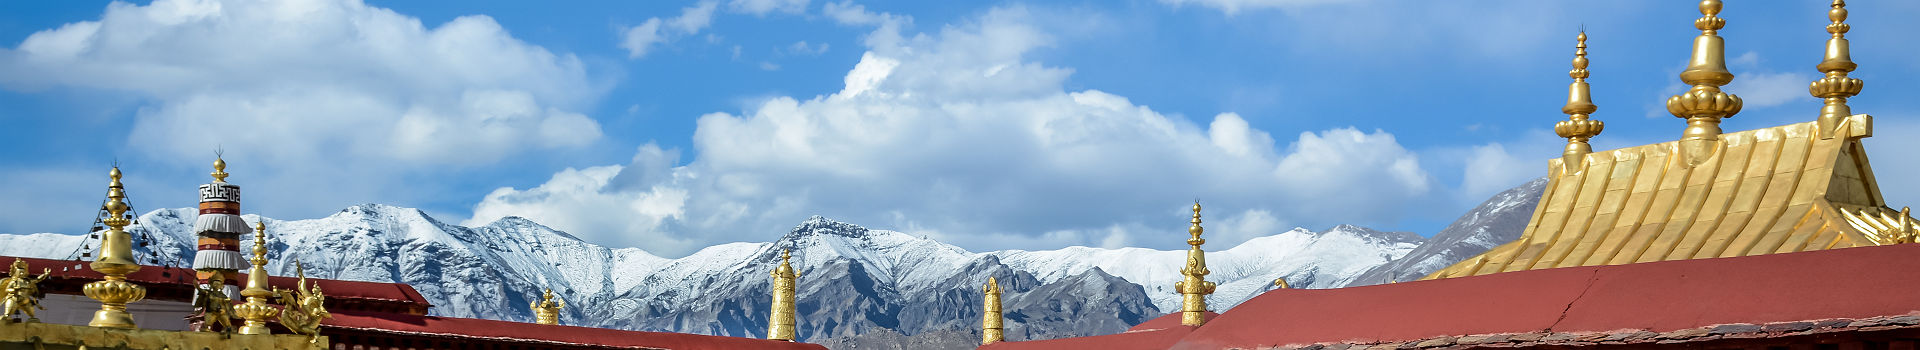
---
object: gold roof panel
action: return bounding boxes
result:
[1427,114,1916,279]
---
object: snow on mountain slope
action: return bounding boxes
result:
[991,224,1422,311]
[1,205,1419,344]
[1346,177,1546,286]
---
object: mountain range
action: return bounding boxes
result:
[0,178,1547,349]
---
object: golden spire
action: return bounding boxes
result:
[1556,31,1604,174]
[1174,202,1215,327]
[1667,0,1743,167]
[531,288,565,325]
[981,276,1004,345]
[768,249,798,341]
[233,221,280,335]
[1810,0,1863,139]
[211,157,229,183]
[85,166,147,329]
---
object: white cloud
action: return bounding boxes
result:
[1159,0,1352,15]
[0,0,603,218]
[621,0,720,59]
[784,41,830,56]
[729,0,809,16]
[822,0,907,28]
[1214,209,1287,246]
[471,5,1435,255]
[1460,143,1536,200]
[1728,71,1817,109]
[466,145,699,254]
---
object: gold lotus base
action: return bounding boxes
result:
[0,320,326,349]
[234,302,280,335]
[88,308,137,329]
[82,278,147,329]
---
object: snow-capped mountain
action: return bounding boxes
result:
[1346,177,1547,286]
[992,224,1421,311]
[0,204,1422,346]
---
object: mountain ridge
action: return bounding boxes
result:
[0,201,1463,348]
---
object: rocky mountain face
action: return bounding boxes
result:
[2,205,1427,349]
[1345,177,1548,286]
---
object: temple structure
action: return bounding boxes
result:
[192,157,249,301]
[981,1,1920,349]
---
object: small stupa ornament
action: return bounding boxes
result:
[767,250,799,341]
[1667,0,1743,167]
[85,167,148,329]
[1556,31,1603,174]
[233,221,280,335]
[1810,0,1863,139]
[531,288,565,325]
[981,276,1004,345]
[1174,202,1215,326]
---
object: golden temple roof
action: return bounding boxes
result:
[1426,114,1914,280]
[1424,0,1912,280]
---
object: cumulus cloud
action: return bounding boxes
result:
[822,0,908,28]
[0,0,603,217]
[1460,143,1536,200]
[783,41,830,56]
[1159,0,1352,15]
[621,0,720,59]
[729,0,809,16]
[469,5,1435,256]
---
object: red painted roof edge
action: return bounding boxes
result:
[1170,244,1920,349]
[0,255,430,307]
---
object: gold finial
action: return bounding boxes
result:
[2,258,51,322]
[1896,207,1916,244]
[768,249,799,341]
[1556,31,1604,174]
[86,166,147,329]
[233,221,279,334]
[1667,0,1743,167]
[532,288,564,325]
[211,157,229,183]
[1175,202,1214,326]
[1272,277,1290,289]
[981,276,1004,345]
[1810,0,1864,139]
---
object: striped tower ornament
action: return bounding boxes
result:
[193,157,250,300]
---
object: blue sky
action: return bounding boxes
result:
[3,0,1918,257]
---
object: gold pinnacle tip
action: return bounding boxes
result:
[211,157,229,182]
[1810,0,1861,139]
[1669,0,1741,165]
[1558,30,1603,170]
[1187,202,1205,243]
